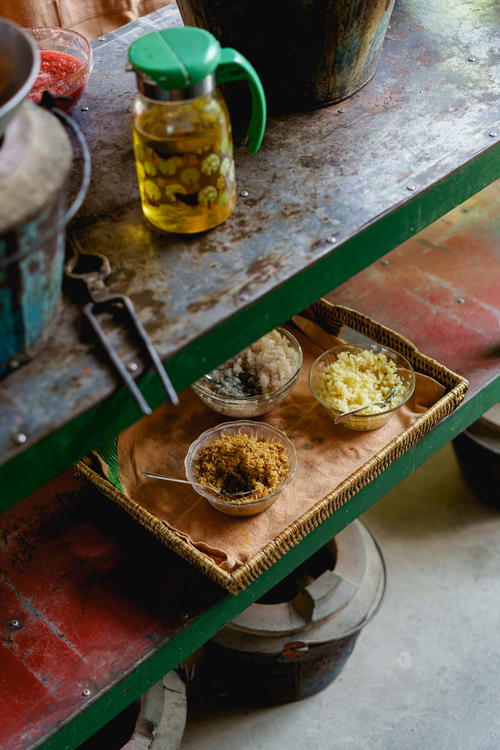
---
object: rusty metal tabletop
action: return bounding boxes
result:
[0,0,498,506]
[1,182,499,750]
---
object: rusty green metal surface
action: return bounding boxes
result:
[0,0,499,507]
[0,148,497,512]
[1,169,499,750]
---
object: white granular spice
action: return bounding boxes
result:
[317,349,405,414]
[205,330,299,398]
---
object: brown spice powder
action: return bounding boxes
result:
[194,434,290,503]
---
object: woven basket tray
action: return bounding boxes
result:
[77,300,468,594]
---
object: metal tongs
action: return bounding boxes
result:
[65,244,178,415]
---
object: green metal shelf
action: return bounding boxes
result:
[1,0,499,508]
[1,181,499,750]
[10,373,500,750]
[0,1,498,746]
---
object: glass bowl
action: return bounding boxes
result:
[184,420,297,517]
[192,327,303,418]
[26,26,93,111]
[309,343,416,431]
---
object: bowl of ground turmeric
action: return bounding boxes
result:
[185,421,297,517]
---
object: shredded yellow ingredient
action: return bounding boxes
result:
[317,349,404,414]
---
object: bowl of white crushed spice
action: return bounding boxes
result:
[309,343,415,431]
[192,327,303,417]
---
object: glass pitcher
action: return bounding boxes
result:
[128,27,266,234]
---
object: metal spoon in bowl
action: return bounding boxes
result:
[142,471,253,498]
[333,386,398,425]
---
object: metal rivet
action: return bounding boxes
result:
[456,297,465,304]
[406,184,416,191]
[381,259,389,266]
[489,131,498,138]
[9,618,20,628]
[337,108,345,113]
[126,361,139,373]
[328,236,337,244]
[239,190,249,197]
[9,359,20,369]
[12,432,27,446]
[82,688,91,697]
[468,56,476,62]
[180,612,189,621]
[80,106,89,111]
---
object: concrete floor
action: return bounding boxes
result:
[182,445,500,750]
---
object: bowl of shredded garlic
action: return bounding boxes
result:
[309,343,415,431]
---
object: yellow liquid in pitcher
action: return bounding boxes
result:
[132,93,236,234]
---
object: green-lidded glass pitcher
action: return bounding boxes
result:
[128,27,266,234]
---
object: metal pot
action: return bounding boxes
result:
[78,671,187,750]
[453,404,500,507]
[195,520,386,703]
[176,0,396,113]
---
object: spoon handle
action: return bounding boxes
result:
[142,471,252,497]
[142,472,210,491]
[333,386,397,425]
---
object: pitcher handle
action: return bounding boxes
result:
[216,48,266,154]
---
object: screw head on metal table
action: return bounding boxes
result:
[406,184,416,191]
[239,190,249,197]
[381,259,389,266]
[9,618,21,628]
[126,361,139,374]
[12,432,27,446]
[456,297,466,304]
[489,131,498,138]
[467,56,477,62]
[82,688,91,697]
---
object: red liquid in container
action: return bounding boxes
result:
[30,51,87,111]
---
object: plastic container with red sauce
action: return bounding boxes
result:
[25,27,93,112]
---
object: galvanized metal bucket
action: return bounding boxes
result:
[0,20,91,375]
[0,101,90,375]
[177,0,396,113]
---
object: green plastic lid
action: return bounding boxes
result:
[128,26,267,153]
[128,27,221,90]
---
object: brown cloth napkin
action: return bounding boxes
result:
[106,321,446,572]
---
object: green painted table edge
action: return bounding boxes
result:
[34,374,500,750]
[2,143,498,511]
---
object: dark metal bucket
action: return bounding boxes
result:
[177,0,396,113]
[453,405,500,508]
